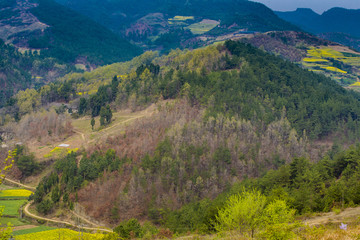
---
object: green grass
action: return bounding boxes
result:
[0,200,26,216]
[0,217,29,227]
[13,226,57,236]
[186,20,219,35]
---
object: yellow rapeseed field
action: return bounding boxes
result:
[16,229,105,240]
[0,189,32,198]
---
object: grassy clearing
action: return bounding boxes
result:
[0,200,26,216]
[15,228,105,240]
[13,226,57,236]
[0,217,29,227]
[186,19,219,35]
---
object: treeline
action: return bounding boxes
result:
[11,41,360,140]
[78,41,360,140]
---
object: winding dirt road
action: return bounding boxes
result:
[23,201,112,233]
[4,178,112,233]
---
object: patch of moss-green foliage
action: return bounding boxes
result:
[0,217,29,227]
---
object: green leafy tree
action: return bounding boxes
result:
[114,218,143,239]
[260,200,298,240]
[0,150,16,239]
[15,154,40,177]
[79,97,88,115]
[215,189,266,238]
[100,105,112,126]
[91,117,95,130]
[51,185,61,203]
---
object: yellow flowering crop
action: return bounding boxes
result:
[16,229,105,240]
[0,189,32,198]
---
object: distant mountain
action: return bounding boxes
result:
[276,8,360,50]
[0,0,141,65]
[54,0,300,51]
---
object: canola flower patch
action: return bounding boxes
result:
[0,189,32,198]
[16,228,105,240]
[323,66,347,74]
[301,46,360,85]
[350,82,360,87]
[303,58,329,63]
[44,147,79,158]
[168,16,194,21]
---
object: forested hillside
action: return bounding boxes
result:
[30,0,141,64]
[0,0,141,65]
[0,40,76,108]
[54,0,299,51]
[3,41,358,237]
[276,8,360,51]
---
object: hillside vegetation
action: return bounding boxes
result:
[54,0,299,51]
[30,0,141,65]
[0,40,76,108]
[0,0,141,66]
[276,8,360,51]
[2,40,360,239]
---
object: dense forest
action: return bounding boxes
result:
[29,0,141,65]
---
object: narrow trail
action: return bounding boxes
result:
[73,129,85,142]
[3,178,36,191]
[4,178,112,233]
[23,201,112,233]
[88,115,145,144]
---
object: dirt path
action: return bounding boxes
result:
[3,178,36,191]
[23,201,112,233]
[304,206,360,226]
[87,115,145,144]
[4,178,112,233]
[13,225,38,231]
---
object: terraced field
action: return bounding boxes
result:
[301,46,360,86]
[186,19,220,35]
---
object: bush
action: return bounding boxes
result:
[36,199,53,215]
[114,218,143,239]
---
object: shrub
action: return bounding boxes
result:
[114,218,143,239]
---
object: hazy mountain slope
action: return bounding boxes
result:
[54,0,299,51]
[55,0,298,32]
[276,8,360,50]
[0,0,141,65]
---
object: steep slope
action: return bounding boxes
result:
[276,8,360,51]
[0,40,75,108]
[240,31,360,87]
[0,0,141,65]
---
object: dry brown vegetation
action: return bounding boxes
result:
[13,110,73,144]
[77,100,326,224]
